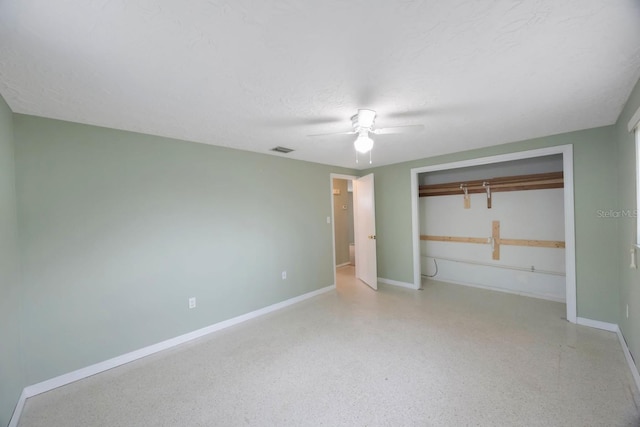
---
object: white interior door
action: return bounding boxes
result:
[354,173,378,290]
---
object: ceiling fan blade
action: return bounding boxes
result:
[307,130,356,138]
[373,124,425,135]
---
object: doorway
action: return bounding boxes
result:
[331,175,357,288]
[333,177,356,266]
[331,173,379,291]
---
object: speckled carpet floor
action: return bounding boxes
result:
[18,266,640,426]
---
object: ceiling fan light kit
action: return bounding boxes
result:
[354,131,374,154]
[308,108,424,164]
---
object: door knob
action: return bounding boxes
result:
[368,235,377,240]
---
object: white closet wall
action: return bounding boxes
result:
[420,188,565,301]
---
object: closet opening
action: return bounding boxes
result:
[410,145,576,323]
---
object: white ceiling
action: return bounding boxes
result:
[1,1,640,169]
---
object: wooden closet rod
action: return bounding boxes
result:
[419,171,563,197]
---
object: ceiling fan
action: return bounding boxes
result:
[308,109,424,163]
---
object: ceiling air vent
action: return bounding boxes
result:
[271,146,294,154]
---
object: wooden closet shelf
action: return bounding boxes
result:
[419,172,563,197]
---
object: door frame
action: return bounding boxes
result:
[410,145,577,323]
[330,173,359,287]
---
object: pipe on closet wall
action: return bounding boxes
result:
[421,255,565,276]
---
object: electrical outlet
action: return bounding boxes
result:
[282,271,287,280]
[189,297,196,309]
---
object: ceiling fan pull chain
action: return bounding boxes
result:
[369,150,372,164]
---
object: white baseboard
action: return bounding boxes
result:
[378,277,418,290]
[8,284,335,427]
[575,319,639,394]
[336,262,351,268]
[429,278,566,303]
[8,389,27,427]
[616,326,640,394]
[576,317,618,332]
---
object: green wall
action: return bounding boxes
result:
[364,126,620,323]
[0,97,24,425]
[14,114,355,385]
[615,76,640,375]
